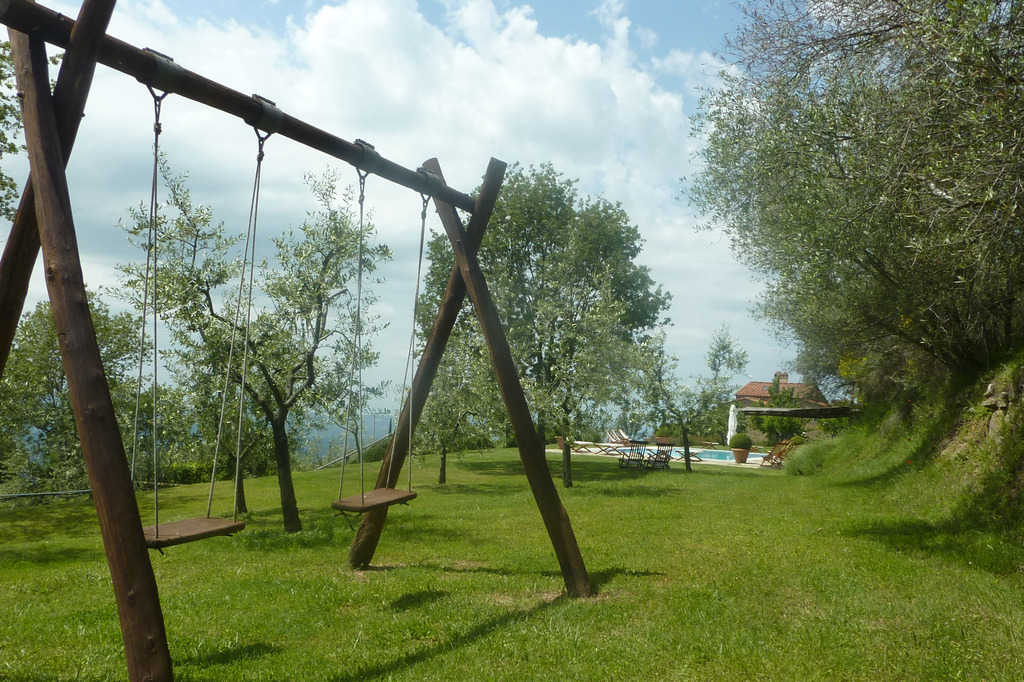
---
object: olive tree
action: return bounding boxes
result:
[419,163,669,486]
[690,0,1024,400]
[642,325,748,471]
[0,294,138,493]
[120,165,388,531]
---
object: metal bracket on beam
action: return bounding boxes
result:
[244,94,284,134]
[355,139,381,174]
[416,166,445,199]
[139,48,184,94]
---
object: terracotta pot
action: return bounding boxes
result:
[731,448,749,464]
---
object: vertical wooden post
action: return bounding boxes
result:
[11,30,173,682]
[348,158,505,568]
[0,0,119,378]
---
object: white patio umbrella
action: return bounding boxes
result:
[726,404,739,444]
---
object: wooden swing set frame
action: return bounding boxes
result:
[0,1,591,680]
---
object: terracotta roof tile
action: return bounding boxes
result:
[735,380,828,407]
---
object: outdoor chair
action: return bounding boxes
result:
[601,429,626,445]
[759,440,792,468]
[646,442,673,470]
[679,447,702,462]
[618,440,648,469]
[587,430,623,453]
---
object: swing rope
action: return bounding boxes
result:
[207,128,270,521]
[129,88,163,486]
[335,165,368,499]
[333,145,420,514]
[391,191,431,492]
[131,82,257,546]
[355,168,369,501]
[130,84,170,532]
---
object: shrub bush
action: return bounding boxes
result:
[728,432,753,450]
[363,438,388,463]
[162,459,210,485]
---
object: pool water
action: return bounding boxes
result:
[686,448,762,462]
[604,446,762,462]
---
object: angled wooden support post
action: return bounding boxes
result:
[10,28,173,682]
[348,157,505,569]
[0,0,118,378]
[349,157,591,598]
[433,168,592,599]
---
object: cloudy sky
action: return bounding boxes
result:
[5,0,799,414]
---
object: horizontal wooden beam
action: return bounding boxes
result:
[0,0,478,212]
[739,406,857,419]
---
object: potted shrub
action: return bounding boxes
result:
[728,432,753,464]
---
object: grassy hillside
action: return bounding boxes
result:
[2,435,1023,679]
[787,363,1024,568]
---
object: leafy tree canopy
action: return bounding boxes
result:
[419,162,669,483]
[0,41,23,220]
[119,164,388,531]
[0,293,138,494]
[690,0,1024,401]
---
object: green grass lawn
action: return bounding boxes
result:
[2,448,1023,680]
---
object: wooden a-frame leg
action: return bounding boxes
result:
[431,165,591,598]
[11,29,173,682]
[348,157,505,569]
[348,157,591,598]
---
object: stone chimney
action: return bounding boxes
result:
[774,371,789,384]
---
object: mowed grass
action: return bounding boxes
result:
[2,447,1023,681]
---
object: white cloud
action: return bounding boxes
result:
[8,0,796,411]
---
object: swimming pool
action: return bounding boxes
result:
[601,446,762,462]
[687,448,762,462]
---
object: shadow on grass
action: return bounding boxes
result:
[456,454,632,483]
[588,565,664,593]
[178,641,281,668]
[328,564,662,680]
[375,561,663,595]
[0,498,99,544]
[844,517,1024,575]
[5,545,103,566]
[586,483,688,499]
[389,588,448,611]
[416,481,530,499]
[327,595,565,682]
[455,458,529,477]
[833,458,916,488]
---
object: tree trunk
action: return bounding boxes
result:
[561,438,573,488]
[234,470,247,514]
[438,444,447,484]
[270,415,302,532]
[681,428,692,473]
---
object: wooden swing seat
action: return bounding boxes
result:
[142,516,245,549]
[332,488,417,513]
